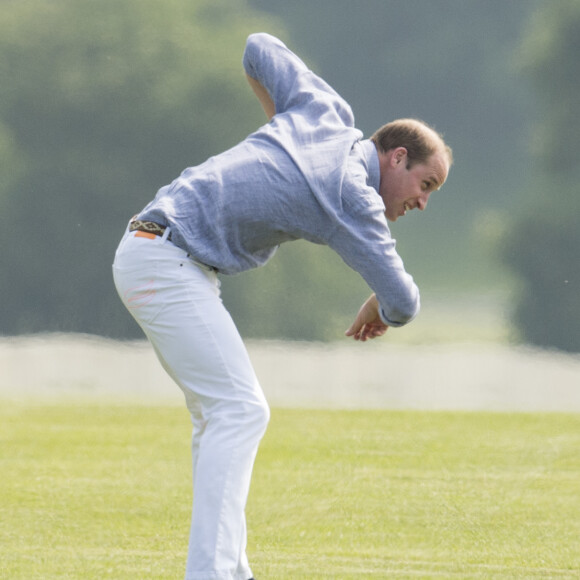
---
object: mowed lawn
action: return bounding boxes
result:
[1,403,579,579]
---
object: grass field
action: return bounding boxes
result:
[1,403,579,579]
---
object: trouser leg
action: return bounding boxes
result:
[150,324,268,580]
[113,233,269,580]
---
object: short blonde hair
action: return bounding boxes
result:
[371,118,453,167]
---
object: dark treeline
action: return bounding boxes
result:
[0,0,578,351]
[501,0,580,352]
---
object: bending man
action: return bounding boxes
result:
[113,32,452,580]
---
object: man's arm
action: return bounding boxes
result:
[345,294,389,341]
[328,188,421,333]
[242,33,311,117]
[246,74,275,120]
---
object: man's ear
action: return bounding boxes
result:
[378,147,408,174]
[392,147,408,166]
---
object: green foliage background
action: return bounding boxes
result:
[0,0,278,337]
[502,0,580,352]
[0,0,578,349]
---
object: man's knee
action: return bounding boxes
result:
[242,397,270,440]
[211,395,269,440]
[255,398,270,435]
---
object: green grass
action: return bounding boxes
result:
[1,404,579,579]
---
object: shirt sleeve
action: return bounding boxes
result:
[243,33,355,127]
[328,199,421,328]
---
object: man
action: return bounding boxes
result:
[113,32,451,580]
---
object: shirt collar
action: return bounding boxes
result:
[360,139,381,193]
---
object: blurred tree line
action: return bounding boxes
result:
[502,0,580,352]
[0,0,284,338]
[0,0,577,350]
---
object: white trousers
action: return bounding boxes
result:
[113,228,270,580]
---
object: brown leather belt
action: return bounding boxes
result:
[129,219,172,241]
[129,218,218,272]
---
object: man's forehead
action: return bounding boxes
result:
[427,152,449,188]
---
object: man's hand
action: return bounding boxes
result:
[345,294,389,341]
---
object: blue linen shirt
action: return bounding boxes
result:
[136,33,420,327]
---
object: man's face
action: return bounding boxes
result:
[379,148,449,222]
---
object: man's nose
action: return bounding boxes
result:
[417,193,430,210]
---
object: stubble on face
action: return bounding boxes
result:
[383,150,449,222]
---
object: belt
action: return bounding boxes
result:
[129,218,218,273]
[129,219,172,241]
